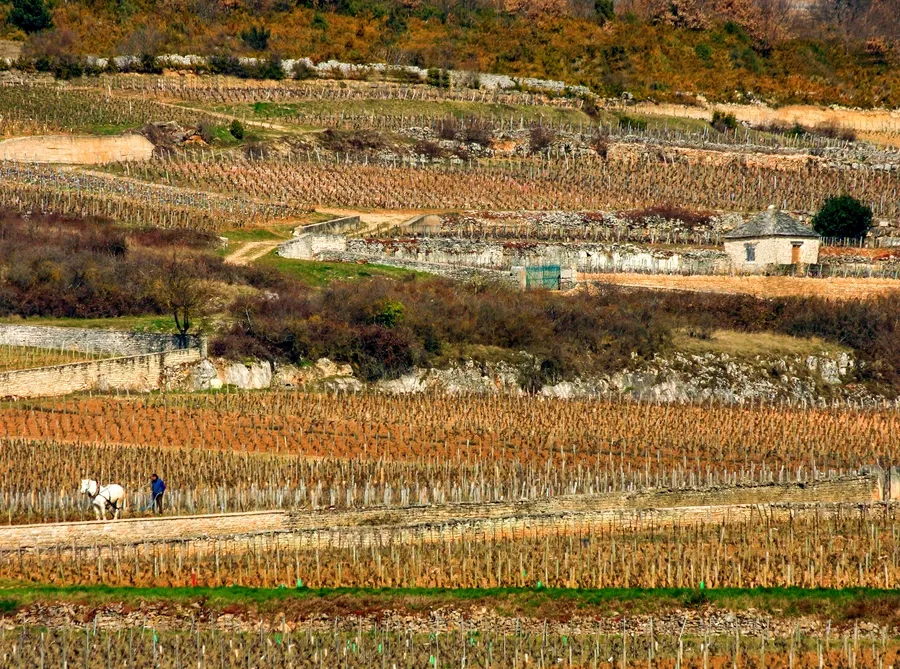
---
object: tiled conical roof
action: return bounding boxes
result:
[724,209,820,240]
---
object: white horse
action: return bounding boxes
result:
[80,479,126,520]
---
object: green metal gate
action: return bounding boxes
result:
[525,265,561,290]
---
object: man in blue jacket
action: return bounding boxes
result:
[150,474,166,514]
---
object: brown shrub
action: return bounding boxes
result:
[436,117,459,140]
[621,203,714,228]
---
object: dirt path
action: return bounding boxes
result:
[224,240,281,265]
[149,99,294,133]
[0,477,876,550]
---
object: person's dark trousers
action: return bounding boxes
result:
[155,493,164,514]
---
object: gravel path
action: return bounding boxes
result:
[223,240,281,265]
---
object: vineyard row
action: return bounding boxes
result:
[2,390,896,480]
[5,508,900,589]
[127,153,900,218]
[0,623,889,669]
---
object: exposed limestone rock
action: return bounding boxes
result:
[192,359,222,391]
[320,376,364,392]
[189,346,881,406]
[223,362,272,389]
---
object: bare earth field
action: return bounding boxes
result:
[579,273,900,299]
[628,101,900,145]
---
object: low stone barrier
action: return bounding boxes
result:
[0,324,203,356]
[298,215,361,236]
[0,348,202,398]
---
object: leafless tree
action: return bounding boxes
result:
[754,0,796,42]
[808,0,879,42]
[160,254,210,341]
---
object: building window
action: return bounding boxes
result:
[745,244,756,262]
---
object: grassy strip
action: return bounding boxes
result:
[0,315,176,332]
[254,252,423,287]
[0,585,897,624]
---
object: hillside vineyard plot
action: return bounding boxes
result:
[5,506,900,589]
[0,393,895,521]
[0,624,894,669]
[127,154,900,217]
[0,86,218,136]
[0,163,303,231]
[102,77,884,151]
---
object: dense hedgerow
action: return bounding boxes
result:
[215,276,900,389]
[0,210,277,319]
[213,279,670,383]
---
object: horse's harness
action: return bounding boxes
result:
[87,479,120,510]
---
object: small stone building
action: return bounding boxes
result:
[724,208,820,271]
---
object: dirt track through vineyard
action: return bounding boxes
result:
[0,476,878,550]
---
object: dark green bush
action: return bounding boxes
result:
[711,110,738,133]
[695,43,713,64]
[311,12,329,30]
[595,0,614,23]
[426,67,450,88]
[8,0,52,33]
[813,195,873,240]
[209,54,284,80]
[229,119,245,140]
[241,25,270,51]
[52,55,84,80]
[292,61,317,80]
[209,54,248,77]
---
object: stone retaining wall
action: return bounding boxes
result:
[297,215,361,236]
[278,233,347,260]
[332,237,728,273]
[0,348,202,398]
[0,324,203,356]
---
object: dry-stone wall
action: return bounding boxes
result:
[338,237,728,273]
[0,325,205,398]
[277,234,728,274]
[0,324,203,356]
[0,349,202,398]
[297,215,361,235]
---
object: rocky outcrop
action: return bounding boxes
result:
[192,357,361,391]
[369,349,868,405]
[186,347,882,405]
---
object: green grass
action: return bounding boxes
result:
[1,585,898,624]
[0,315,176,333]
[254,252,422,287]
[89,123,142,136]
[220,226,295,243]
[672,329,852,358]
[219,214,334,244]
